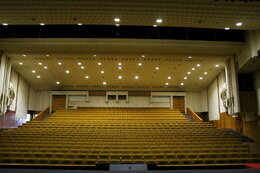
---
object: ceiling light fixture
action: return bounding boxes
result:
[187,72,191,75]
[56,81,60,85]
[43,66,48,69]
[224,27,230,30]
[236,22,243,26]
[114,18,120,22]
[141,55,145,58]
[32,70,36,73]
[138,63,142,66]
[118,76,122,79]
[153,25,157,27]
[199,77,203,80]
[38,62,42,65]
[65,70,70,74]
[215,64,219,67]
[197,64,201,67]
[204,72,208,75]
[77,23,82,25]
[58,62,62,65]
[102,82,107,85]
[180,83,184,86]
[93,55,97,57]
[101,71,104,74]
[46,54,50,56]
[77,62,82,65]
[184,77,188,80]
[81,66,85,69]
[98,62,102,66]
[118,66,122,70]
[85,76,89,79]
[155,67,159,70]
[167,76,172,79]
[3,23,8,26]
[40,23,45,26]
[22,54,26,57]
[156,19,163,23]
[192,68,195,70]
[165,83,169,86]
[115,24,120,27]
[36,75,41,79]
[19,62,23,65]
[188,56,192,59]
[135,76,139,79]
[118,62,122,66]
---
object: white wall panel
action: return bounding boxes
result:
[16,76,29,119]
[208,79,220,121]
[200,89,208,112]
[186,92,201,112]
[9,69,19,111]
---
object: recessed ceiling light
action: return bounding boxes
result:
[85,76,89,79]
[38,62,42,65]
[199,77,203,80]
[204,72,208,75]
[93,54,97,57]
[153,25,157,27]
[115,24,120,27]
[155,67,159,70]
[236,22,243,26]
[56,81,60,85]
[43,66,48,69]
[197,64,201,67]
[138,63,142,66]
[65,70,70,74]
[98,62,102,66]
[81,66,85,69]
[102,82,107,85]
[58,62,62,65]
[118,66,122,70]
[165,83,169,86]
[141,55,145,58]
[188,56,192,59]
[184,77,188,80]
[192,68,195,70]
[32,70,36,73]
[187,72,191,75]
[167,76,172,79]
[40,23,45,26]
[22,54,26,57]
[114,18,120,22]
[224,27,230,30]
[118,62,122,66]
[36,75,41,79]
[180,83,184,86]
[118,76,122,79]
[215,64,219,67]
[135,76,139,79]
[77,62,82,65]
[3,23,8,26]
[156,19,163,23]
[101,71,104,74]
[77,23,82,25]
[46,54,50,56]
[19,62,23,65]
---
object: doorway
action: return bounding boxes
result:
[172,96,185,113]
[52,95,66,111]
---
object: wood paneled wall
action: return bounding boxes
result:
[210,112,240,132]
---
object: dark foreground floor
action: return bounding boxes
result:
[0,168,260,173]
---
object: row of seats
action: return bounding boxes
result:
[0,108,259,166]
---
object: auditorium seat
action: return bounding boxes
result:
[0,108,259,166]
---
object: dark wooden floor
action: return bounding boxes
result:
[0,112,28,129]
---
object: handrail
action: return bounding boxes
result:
[187,108,203,122]
[33,107,50,121]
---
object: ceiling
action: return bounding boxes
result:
[0,0,259,30]
[2,38,242,91]
[10,53,229,91]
